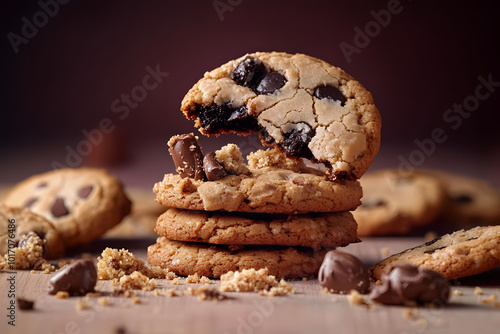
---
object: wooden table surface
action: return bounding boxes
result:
[1,236,499,334]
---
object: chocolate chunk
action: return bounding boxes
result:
[318,250,370,294]
[78,185,93,198]
[314,85,346,106]
[452,194,473,204]
[203,152,228,181]
[256,72,286,94]
[369,264,450,305]
[48,259,97,296]
[281,124,314,159]
[231,56,267,90]
[51,197,69,218]
[197,104,258,134]
[360,197,386,209]
[24,197,38,209]
[168,133,205,180]
[17,298,34,310]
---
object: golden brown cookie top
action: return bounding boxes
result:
[181,52,381,180]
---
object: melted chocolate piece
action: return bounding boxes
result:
[48,259,97,296]
[231,56,267,90]
[24,197,38,209]
[318,250,370,294]
[314,85,346,106]
[78,185,93,198]
[51,197,69,218]
[369,264,450,305]
[255,72,286,94]
[168,133,205,180]
[281,124,314,159]
[203,152,228,181]
[197,104,258,134]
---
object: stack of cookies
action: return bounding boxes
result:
[147,52,382,279]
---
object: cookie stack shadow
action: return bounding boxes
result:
[146,135,364,279]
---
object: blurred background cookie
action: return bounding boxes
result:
[353,169,447,236]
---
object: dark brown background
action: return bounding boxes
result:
[1,0,499,188]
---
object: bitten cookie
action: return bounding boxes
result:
[352,169,447,236]
[4,168,131,247]
[147,237,328,279]
[423,170,500,226]
[154,146,362,214]
[154,208,359,250]
[0,203,65,259]
[371,226,500,280]
[180,52,381,180]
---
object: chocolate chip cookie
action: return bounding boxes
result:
[180,52,381,180]
[4,168,131,247]
[147,237,328,279]
[154,144,362,214]
[0,203,65,259]
[154,208,359,250]
[423,170,500,226]
[371,226,500,280]
[352,169,447,236]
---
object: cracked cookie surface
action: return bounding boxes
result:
[4,168,131,247]
[181,52,381,180]
[147,237,328,279]
[371,226,500,280]
[154,208,359,250]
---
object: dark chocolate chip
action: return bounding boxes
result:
[197,104,258,134]
[24,197,38,209]
[17,298,34,310]
[424,246,447,254]
[78,185,93,198]
[281,124,314,159]
[51,197,69,218]
[203,152,228,181]
[17,234,29,249]
[360,198,387,209]
[452,194,473,204]
[256,72,286,94]
[314,85,346,106]
[168,133,205,180]
[231,56,267,90]
[48,259,97,296]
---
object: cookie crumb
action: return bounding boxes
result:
[302,277,308,281]
[171,278,180,285]
[260,279,295,296]
[402,308,418,319]
[131,296,141,304]
[347,290,369,307]
[98,297,111,306]
[56,291,69,299]
[190,286,226,302]
[118,271,156,291]
[97,248,172,280]
[186,273,200,283]
[200,276,211,284]
[215,144,250,175]
[481,294,498,304]
[220,268,282,293]
[474,286,483,295]
[452,289,463,296]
